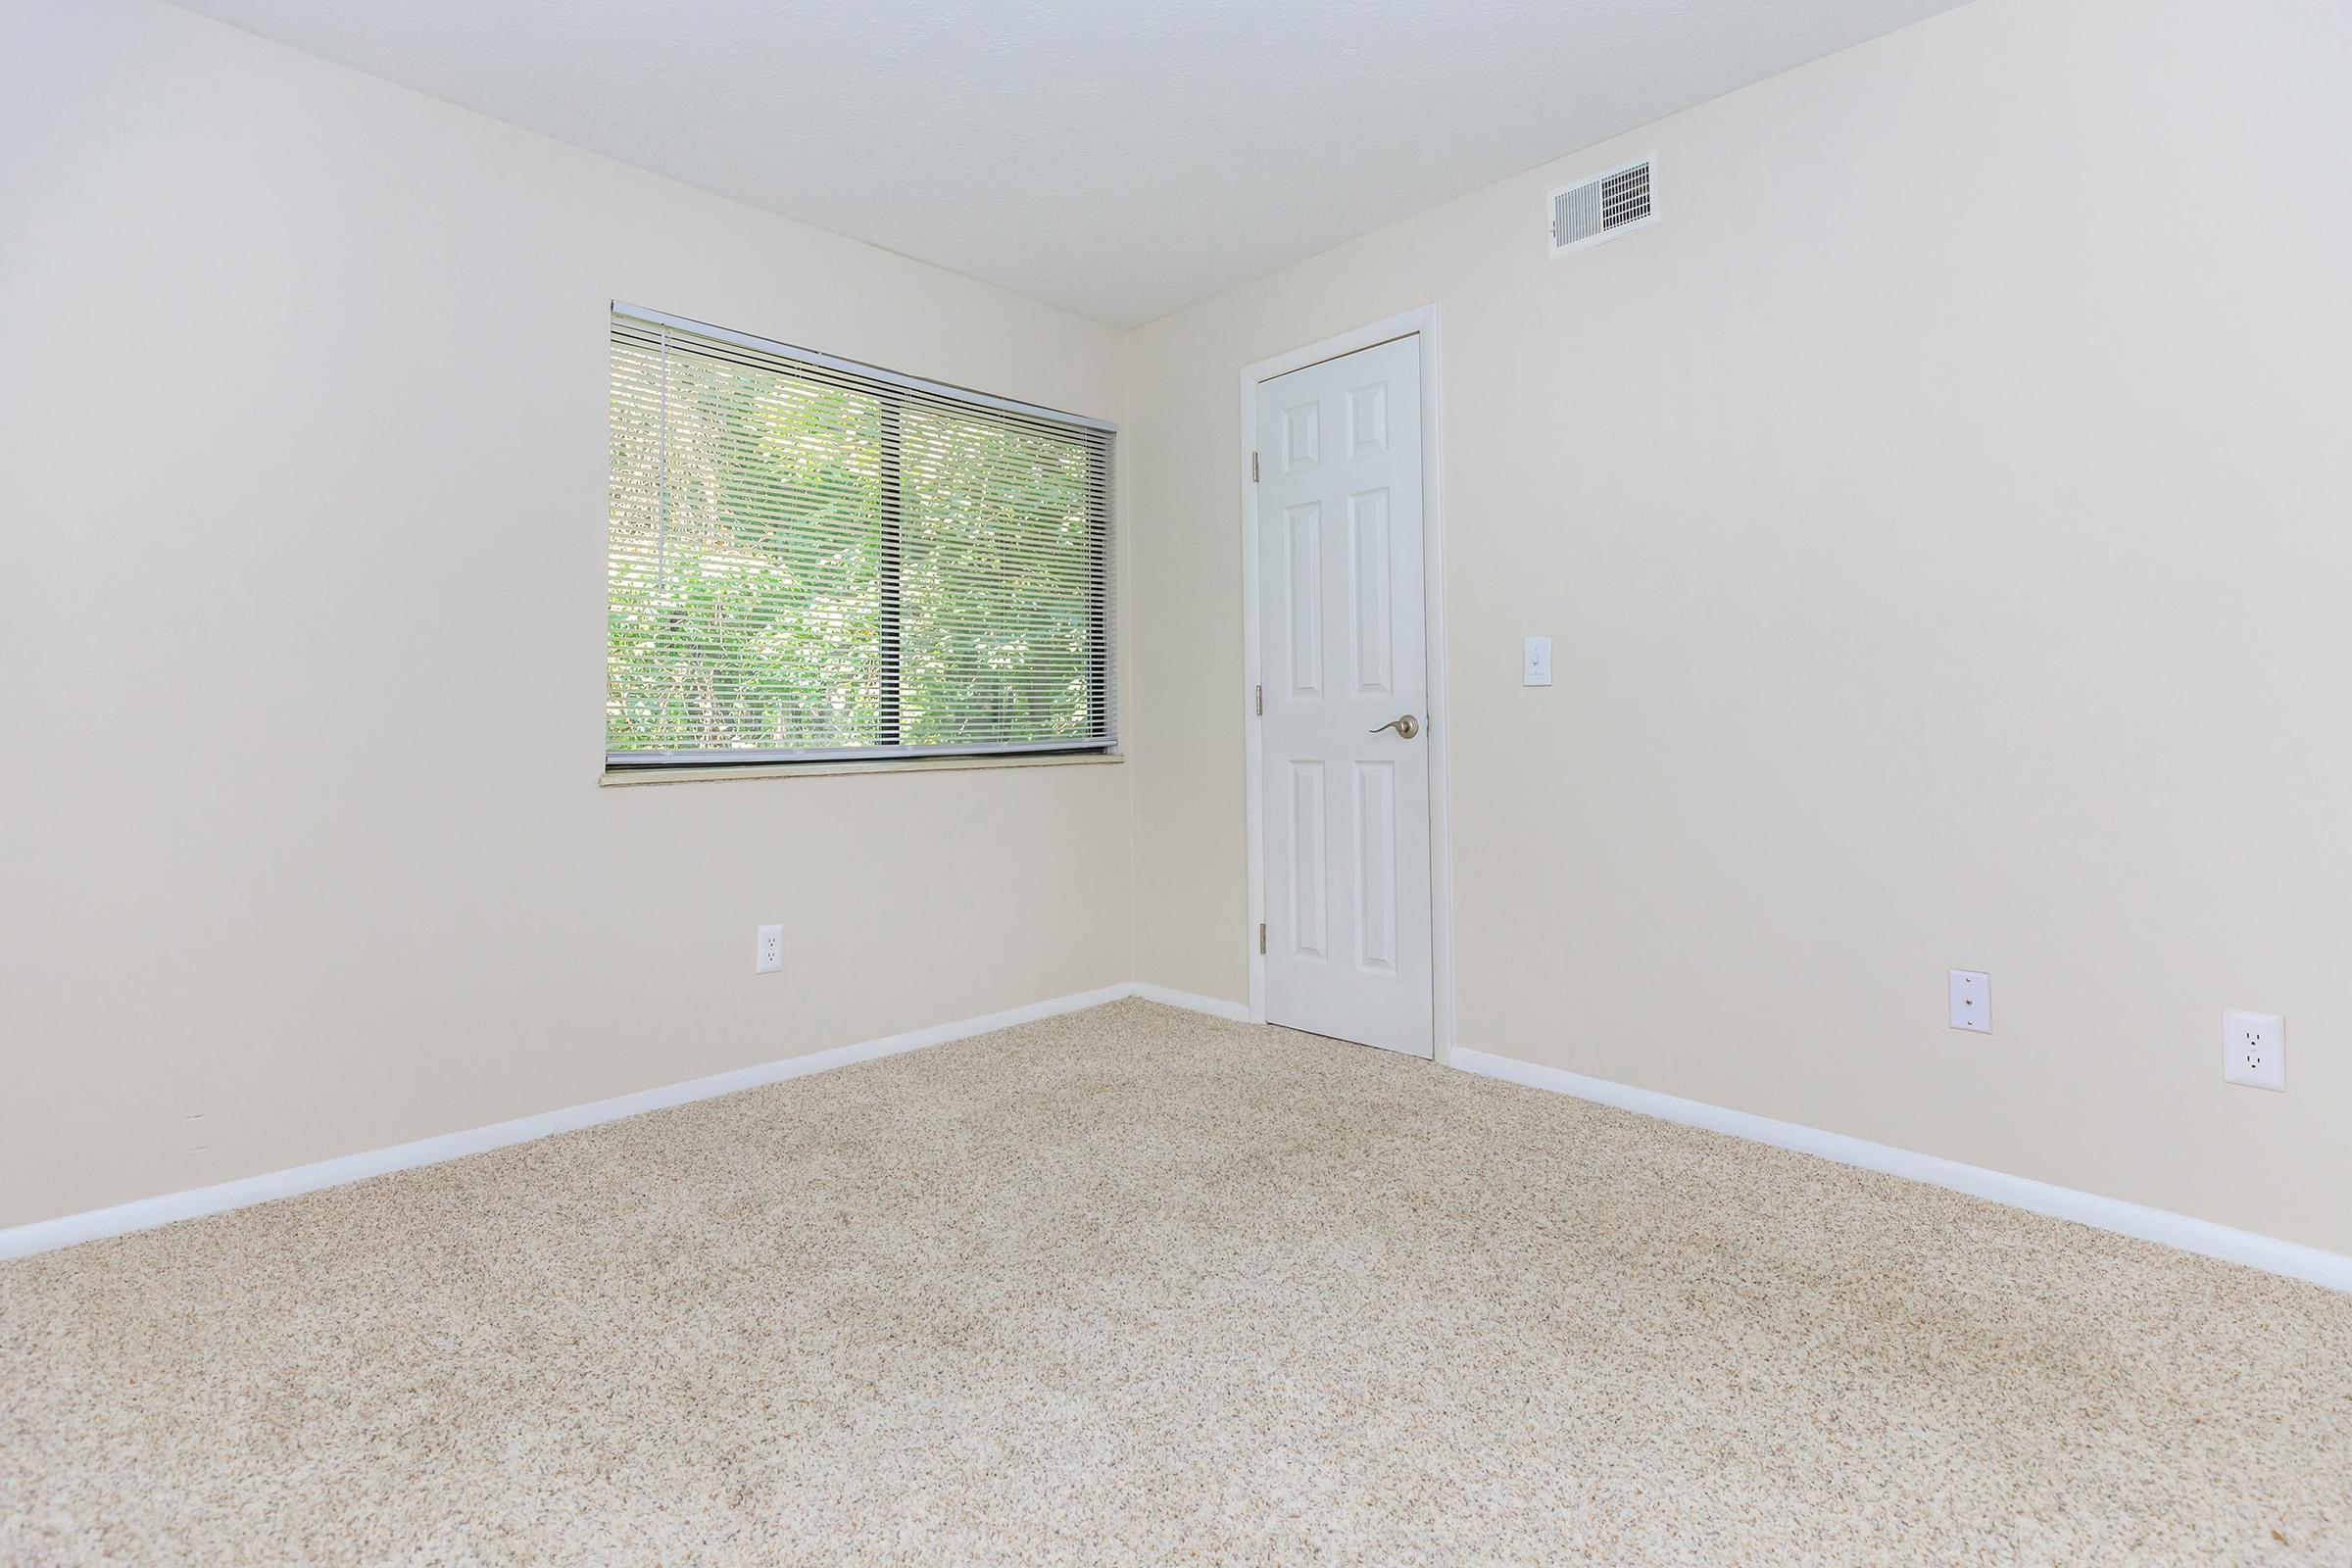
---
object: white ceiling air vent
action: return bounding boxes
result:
[1548,154,1657,257]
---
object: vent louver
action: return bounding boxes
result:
[1548,155,1658,256]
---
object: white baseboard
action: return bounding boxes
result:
[1,983,1160,1262]
[1452,1047,2352,1296]
[1130,983,1252,1022]
[31,989,2326,1297]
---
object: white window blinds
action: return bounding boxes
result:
[607,305,1116,768]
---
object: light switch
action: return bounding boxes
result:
[1523,636,1553,686]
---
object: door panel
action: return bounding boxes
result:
[1352,760,1397,974]
[1287,760,1327,964]
[1284,503,1322,697]
[1347,488,1392,695]
[1257,335,1431,1057]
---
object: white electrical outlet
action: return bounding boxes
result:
[1948,969,1989,1032]
[756,924,784,975]
[1523,635,1553,686]
[2222,1008,2283,1091]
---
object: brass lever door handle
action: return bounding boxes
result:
[1369,714,1420,740]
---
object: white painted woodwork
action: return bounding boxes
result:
[1255,335,1433,1056]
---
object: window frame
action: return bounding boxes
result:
[605,303,1119,775]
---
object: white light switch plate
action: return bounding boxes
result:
[2222,1008,2283,1091]
[1948,969,1989,1032]
[1523,635,1553,686]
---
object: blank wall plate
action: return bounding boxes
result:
[2223,1008,2283,1091]
[756,924,784,975]
[1948,969,1989,1032]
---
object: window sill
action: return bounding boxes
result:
[600,751,1124,787]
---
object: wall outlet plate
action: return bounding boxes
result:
[2222,1008,2283,1091]
[756,924,784,975]
[1948,969,1989,1032]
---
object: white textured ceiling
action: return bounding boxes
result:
[164,0,1970,326]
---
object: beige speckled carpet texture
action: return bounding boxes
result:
[4,1000,2349,1565]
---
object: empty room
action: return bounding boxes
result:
[4,0,2349,1560]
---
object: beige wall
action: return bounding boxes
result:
[0,1,1132,1228]
[1127,0,2352,1253]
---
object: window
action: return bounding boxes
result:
[607,306,1116,769]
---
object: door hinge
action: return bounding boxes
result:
[1258,922,1267,955]
[1254,683,1262,716]
[1250,451,1260,483]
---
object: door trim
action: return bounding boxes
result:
[1240,307,1454,1064]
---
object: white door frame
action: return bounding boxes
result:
[1241,306,1455,1064]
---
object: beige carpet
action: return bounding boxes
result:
[4,1000,2348,1565]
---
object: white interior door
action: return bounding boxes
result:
[1255,335,1432,1057]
